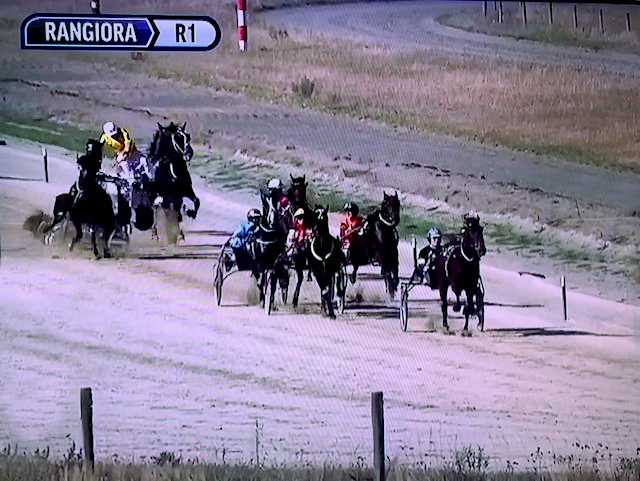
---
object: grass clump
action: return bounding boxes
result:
[1,444,640,481]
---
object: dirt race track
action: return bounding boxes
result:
[0,0,639,472]
[1,139,639,470]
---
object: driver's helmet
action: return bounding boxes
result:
[267,178,282,191]
[343,202,359,216]
[293,208,305,221]
[102,121,118,138]
[427,227,442,247]
[247,208,261,223]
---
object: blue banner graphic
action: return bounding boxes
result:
[21,14,221,51]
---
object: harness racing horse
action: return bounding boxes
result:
[257,190,287,313]
[147,122,200,244]
[350,192,401,299]
[285,175,314,224]
[306,206,345,319]
[432,215,487,331]
[52,159,115,259]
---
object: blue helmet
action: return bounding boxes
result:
[427,227,441,241]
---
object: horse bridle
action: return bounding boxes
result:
[310,236,334,262]
[378,211,399,228]
[170,128,191,160]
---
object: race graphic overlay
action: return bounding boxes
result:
[21,14,221,51]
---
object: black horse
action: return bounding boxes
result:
[306,206,345,319]
[350,192,401,298]
[257,190,287,311]
[432,215,487,331]
[286,175,313,221]
[54,157,115,259]
[147,122,200,244]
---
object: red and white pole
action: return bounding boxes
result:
[237,0,247,51]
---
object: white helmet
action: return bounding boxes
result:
[102,121,117,137]
[267,178,281,190]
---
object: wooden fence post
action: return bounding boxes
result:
[41,147,49,183]
[372,392,385,481]
[483,1,487,17]
[561,276,567,321]
[627,12,631,32]
[80,388,95,471]
[548,2,553,25]
[599,9,604,34]
[498,1,504,23]
[573,5,578,29]
[521,2,527,26]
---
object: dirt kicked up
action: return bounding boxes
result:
[0,0,639,474]
[1,137,638,471]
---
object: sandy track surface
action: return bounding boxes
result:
[1,141,639,469]
[0,0,639,470]
[260,1,640,78]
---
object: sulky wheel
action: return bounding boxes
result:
[214,262,223,306]
[476,277,485,332]
[264,270,275,316]
[336,266,347,314]
[400,283,409,332]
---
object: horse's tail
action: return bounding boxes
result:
[23,210,54,239]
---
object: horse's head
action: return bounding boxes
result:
[381,191,401,227]
[461,214,486,258]
[260,191,279,232]
[313,205,329,235]
[150,122,193,164]
[289,174,308,205]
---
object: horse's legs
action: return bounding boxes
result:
[279,265,289,304]
[440,285,449,330]
[69,219,82,252]
[350,264,359,284]
[292,267,304,309]
[323,283,336,319]
[91,225,101,259]
[452,293,462,312]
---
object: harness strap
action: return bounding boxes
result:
[310,238,334,262]
[460,242,474,262]
[171,131,187,155]
[378,211,397,227]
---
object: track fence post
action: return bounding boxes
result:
[626,12,631,32]
[599,9,604,34]
[483,1,487,17]
[548,2,553,24]
[80,388,95,471]
[372,392,385,481]
[521,2,527,26]
[561,276,567,321]
[237,0,247,51]
[573,5,578,30]
[498,1,504,23]
[41,147,49,183]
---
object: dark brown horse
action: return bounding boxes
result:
[50,161,115,259]
[349,192,401,298]
[432,215,486,331]
[305,206,345,318]
[147,122,199,243]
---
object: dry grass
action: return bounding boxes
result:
[444,3,640,53]
[5,1,639,172]
[1,447,639,481]
[103,16,640,172]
